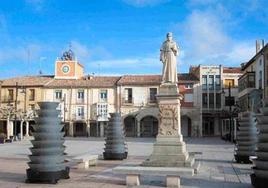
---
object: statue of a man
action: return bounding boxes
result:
[160,32,179,84]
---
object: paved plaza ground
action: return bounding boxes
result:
[0,137,253,188]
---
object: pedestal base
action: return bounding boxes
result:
[26,167,70,184]
[234,154,251,164]
[103,152,128,160]
[142,136,194,167]
[251,173,268,188]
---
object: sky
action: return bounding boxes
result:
[0,0,267,79]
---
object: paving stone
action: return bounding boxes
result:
[0,137,253,188]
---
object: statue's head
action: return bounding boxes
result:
[166,32,173,41]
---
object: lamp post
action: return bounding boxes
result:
[222,83,240,142]
[14,82,18,141]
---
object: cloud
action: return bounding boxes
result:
[182,10,230,57]
[187,0,268,24]
[25,0,45,12]
[177,9,256,68]
[0,43,42,64]
[122,0,170,7]
[226,41,255,64]
[66,40,112,64]
[87,56,162,75]
[70,40,90,60]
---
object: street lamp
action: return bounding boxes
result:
[14,82,19,141]
[221,83,239,142]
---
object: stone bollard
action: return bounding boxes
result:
[251,99,268,188]
[26,102,69,184]
[103,113,128,160]
[234,112,257,163]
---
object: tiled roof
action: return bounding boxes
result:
[1,76,53,87]
[223,67,241,74]
[117,75,161,85]
[178,73,199,82]
[117,73,199,85]
[45,76,121,88]
[1,73,199,88]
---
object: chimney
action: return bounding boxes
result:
[256,40,261,54]
[256,39,265,54]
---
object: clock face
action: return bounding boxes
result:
[62,65,70,73]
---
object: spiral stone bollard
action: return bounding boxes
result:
[234,111,257,163]
[251,99,268,188]
[103,113,128,160]
[26,102,69,184]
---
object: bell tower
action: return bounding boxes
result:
[55,49,84,79]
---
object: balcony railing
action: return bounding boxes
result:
[96,102,109,121]
[76,98,85,104]
[238,72,255,92]
[148,96,157,104]
[73,113,85,121]
[1,96,14,103]
[122,97,133,105]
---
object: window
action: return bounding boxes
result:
[209,93,214,109]
[77,90,84,100]
[77,106,84,117]
[185,83,193,89]
[100,90,108,102]
[224,79,234,88]
[29,89,35,101]
[29,104,35,110]
[124,88,133,103]
[215,75,221,90]
[55,90,62,100]
[202,93,208,108]
[8,89,14,101]
[202,75,207,90]
[216,93,221,108]
[149,88,157,103]
[208,75,214,90]
[184,93,193,102]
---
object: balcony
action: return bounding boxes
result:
[96,103,108,121]
[238,72,255,92]
[148,96,157,104]
[91,102,109,121]
[76,98,85,104]
[73,113,85,121]
[122,97,133,105]
[1,96,14,103]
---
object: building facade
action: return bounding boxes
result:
[0,76,53,139]
[0,50,241,138]
[190,65,241,137]
[238,42,268,113]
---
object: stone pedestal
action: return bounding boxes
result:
[142,84,194,167]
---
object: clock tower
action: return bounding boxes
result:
[55,49,84,79]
